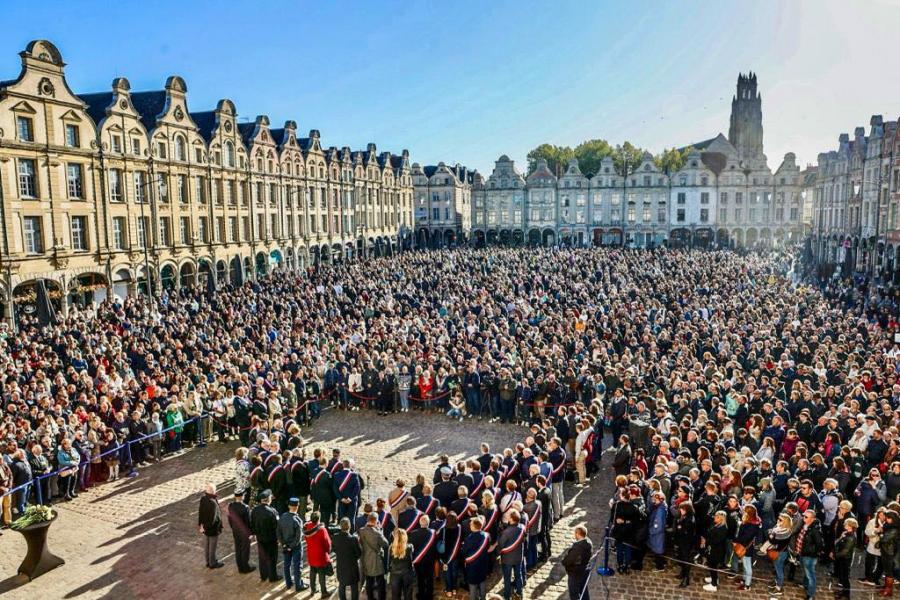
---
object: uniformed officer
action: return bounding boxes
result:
[434,467,457,508]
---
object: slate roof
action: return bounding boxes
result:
[78,92,113,126]
[237,122,255,146]
[677,136,717,153]
[128,91,167,133]
[189,110,219,142]
[423,166,438,177]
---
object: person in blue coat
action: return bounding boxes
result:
[647,491,667,570]
[461,517,491,600]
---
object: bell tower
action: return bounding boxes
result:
[728,72,764,162]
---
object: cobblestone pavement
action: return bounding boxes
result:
[0,410,877,599]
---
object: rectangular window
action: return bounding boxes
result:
[134,172,146,203]
[16,116,34,142]
[178,175,188,203]
[111,135,122,153]
[70,214,88,249]
[198,217,208,243]
[23,216,43,254]
[720,192,728,204]
[627,205,635,223]
[195,176,206,204]
[270,183,278,204]
[749,208,757,221]
[157,141,167,159]
[677,208,685,222]
[700,208,709,223]
[257,214,266,239]
[18,159,37,198]
[180,217,190,244]
[157,176,169,203]
[735,192,743,204]
[677,192,686,205]
[642,206,651,222]
[136,216,149,248]
[735,208,742,221]
[112,217,126,250]
[242,217,250,241]
[66,164,84,199]
[195,148,203,163]
[775,207,784,221]
[109,169,123,202]
[158,217,170,246]
[217,217,225,242]
[432,207,440,220]
[131,138,141,156]
[720,208,727,222]
[657,207,666,223]
[790,207,799,220]
[229,217,238,242]
[700,192,709,204]
[65,124,80,148]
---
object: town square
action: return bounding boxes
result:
[0,2,898,600]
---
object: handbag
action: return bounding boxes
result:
[766,548,780,562]
[732,542,747,559]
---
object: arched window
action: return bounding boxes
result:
[174,135,186,161]
[224,141,235,168]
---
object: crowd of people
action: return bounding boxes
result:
[0,245,897,598]
[206,414,594,600]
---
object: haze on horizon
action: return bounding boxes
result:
[2,0,898,174]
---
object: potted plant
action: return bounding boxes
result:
[11,505,65,580]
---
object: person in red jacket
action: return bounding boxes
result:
[303,511,333,597]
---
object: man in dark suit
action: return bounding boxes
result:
[333,517,362,600]
[250,489,280,582]
[409,514,438,600]
[561,525,593,600]
[227,491,255,573]
[198,483,224,569]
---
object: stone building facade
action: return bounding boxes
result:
[0,40,414,322]
[411,162,477,247]
[809,115,900,283]
[467,73,805,249]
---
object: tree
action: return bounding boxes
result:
[526,144,575,176]
[654,147,691,174]
[612,142,646,175]
[572,139,613,177]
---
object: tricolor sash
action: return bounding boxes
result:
[412,530,437,565]
[499,524,526,554]
[267,465,282,482]
[468,476,485,499]
[390,490,409,509]
[421,497,437,516]
[312,469,328,486]
[445,529,461,562]
[483,507,499,532]
[464,532,490,565]
[403,509,422,532]
[338,471,355,493]
[527,502,542,530]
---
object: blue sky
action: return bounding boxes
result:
[2,0,898,174]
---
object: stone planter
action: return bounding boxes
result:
[15,515,65,581]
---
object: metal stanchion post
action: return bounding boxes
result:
[596,526,615,577]
[198,415,207,448]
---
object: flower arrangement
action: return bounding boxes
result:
[10,505,55,530]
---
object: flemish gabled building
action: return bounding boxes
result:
[0,40,414,324]
[810,115,900,283]
[411,161,476,248]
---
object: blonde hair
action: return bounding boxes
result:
[390,528,409,559]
